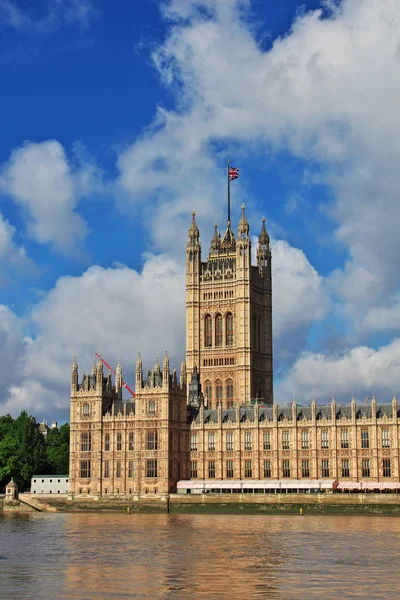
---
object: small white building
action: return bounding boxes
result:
[31,475,69,494]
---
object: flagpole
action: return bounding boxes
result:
[227,159,231,224]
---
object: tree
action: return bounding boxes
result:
[0,435,22,488]
[45,423,70,474]
[0,412,70,491]
[15,412,47,489]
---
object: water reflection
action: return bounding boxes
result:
[1,512,400,599]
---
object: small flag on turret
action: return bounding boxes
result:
[228,166,240,181]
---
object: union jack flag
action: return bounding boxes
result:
[228,166,240,181]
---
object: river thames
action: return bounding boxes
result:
[1,512,400,599]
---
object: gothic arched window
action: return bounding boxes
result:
[215,314,223,347]
[226,379,234,401]
[205,381,212,402]
[216,380,223,404]
[226,313,234,346]
[205,315,212,347]
[83,403,90,416]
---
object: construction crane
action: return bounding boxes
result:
[95,352,136,397]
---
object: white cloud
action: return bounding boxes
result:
[277,338,400,404]
[272,239,329,339]
[0,140,102,256]
[116,0,400,339]
[0,211,37,287]
[0,253,186,419]
[0,306,28,406]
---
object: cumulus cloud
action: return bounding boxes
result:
[0,212,35,285]
[0,306,28,403]
[0,140,102,257]
[0,254,186,420]
[114,0,400,402]
[116,0,400,334]
[277,339,400,404]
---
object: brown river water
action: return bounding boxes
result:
[1,512,399,599]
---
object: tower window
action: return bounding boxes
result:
[205,381,212,403]
[226,379,233,400]
[104,433,110,452]
[361,430,369,449]
[226,313,234,346]
[81,432,91,452]
[147,431,158,450]
[146,459,158,478]
[215,381,223,402]
[205,315,212,347]
[80,460,91,479]
[82,403,90,416]
[116,432,122,451]
[382,429,390,448]
[215,314,223,346]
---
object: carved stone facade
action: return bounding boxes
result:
[68,210,400,498]
[188,398,400,483]
[69,354,188,498]
[186,207,273,408]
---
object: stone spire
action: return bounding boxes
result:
[154,356,160,373]
[163,350,170,372]
[96,355,103,392]
[136,352,143,390]
[187,211,200,244]
[237,204,250,239]
[209,222,221,255]
[91,361,96,377]
[257,217,270,271]
[180,357,187,388]
[71,356,79,391]
[116,357,122,392]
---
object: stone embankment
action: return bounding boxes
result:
[8,492,400,515]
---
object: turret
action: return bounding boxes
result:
[392,393,397,423]
[163,351,170,387]
[236,204,251,269]
[180,357,187,388]
[209,222,221,255]
[136,353,143,390]
[116,358,122,394]
[257,217,270,273]
[71,356,78,392]
[96,357,103,392]
[237,203,250,240]
[154,356,162,387]
[187,211,200,248]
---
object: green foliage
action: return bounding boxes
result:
[45,423,70,474]
[0,412,70,491]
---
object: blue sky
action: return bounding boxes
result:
[1,0,400,422]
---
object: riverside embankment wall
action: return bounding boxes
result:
[9,493,400,515]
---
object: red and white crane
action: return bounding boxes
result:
[95,352,136,397]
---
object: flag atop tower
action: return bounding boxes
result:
[228,166,240,181]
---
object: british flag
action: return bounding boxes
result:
[228,166,240,181]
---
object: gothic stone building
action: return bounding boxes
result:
[68,209,400,498]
